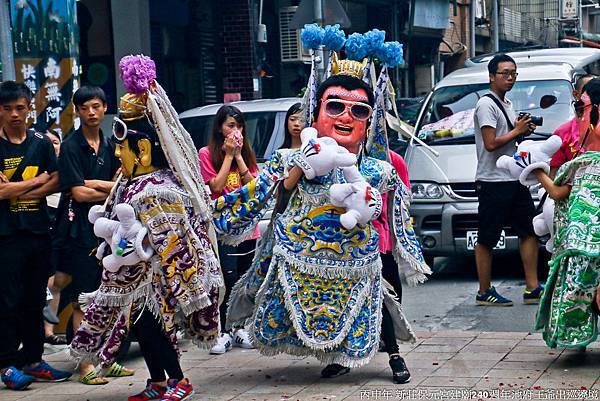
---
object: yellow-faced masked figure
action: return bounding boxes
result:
[70,55,222,397]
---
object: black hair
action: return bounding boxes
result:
[575,74,595,93]
[487,54,516,75]
[122,117,169,168]
[313,74,375,120]
[0,81,32,105]
[45,129,62,143]
[209,105,257,172]
[73,86,107,108]
[583,77,600,126]
[281,102,303,149]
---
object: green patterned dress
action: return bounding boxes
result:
[535,152,600,348]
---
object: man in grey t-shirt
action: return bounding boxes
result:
[473,54,544,307]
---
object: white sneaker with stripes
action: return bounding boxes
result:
[209,333,233,355]
[232,329,254,349]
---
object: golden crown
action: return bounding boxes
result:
[118,93,148,122]
[331,52,367,79]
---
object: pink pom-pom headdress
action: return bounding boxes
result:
[118,55,157,121]
[119,54,156,95]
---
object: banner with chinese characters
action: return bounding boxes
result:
[10,0,79,137]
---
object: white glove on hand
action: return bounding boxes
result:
[330,166,383,230]
[496,135,562,186]
[92,203,154,272]
[292,127,356,179]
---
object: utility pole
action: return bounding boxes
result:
[492,0,499,52]
[579,0,584,47]
[314,0,325,79]
[470,0,476,57]
[0,0,16,81]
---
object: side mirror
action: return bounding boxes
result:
[540,95,557,109]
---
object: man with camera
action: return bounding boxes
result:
[473,54,544,307]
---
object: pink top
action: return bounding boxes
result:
[372,151,410,254]
[198,146,260,239]
[550,118,585,168]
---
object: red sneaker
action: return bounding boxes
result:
[128,379,167,401]
[161,378,194,401]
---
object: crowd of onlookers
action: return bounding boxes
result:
[0,82,130,390]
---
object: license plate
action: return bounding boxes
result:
[466,230,506,250]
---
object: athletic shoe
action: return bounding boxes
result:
[232,329,254,349]
[45,334,68,345]
[389,355,411,384]
[128,379,167,401]
[23,360,72,382]
[475,286,513,306]
[161,378,194,401]
[1,367,34,390]
[321,363,350,378]
[209,333,233,355]
[523,284,544,304]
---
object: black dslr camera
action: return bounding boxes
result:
[518,112,543,126]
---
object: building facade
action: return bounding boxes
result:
[6,0,597,123]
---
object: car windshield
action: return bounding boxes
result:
[416,80,573,145]
[180,111,277,160]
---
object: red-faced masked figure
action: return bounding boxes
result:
[312,76,375,155]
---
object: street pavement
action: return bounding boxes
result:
[1,329,599,401]
[3,256,597,401]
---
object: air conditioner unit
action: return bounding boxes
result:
[279,6,311,64]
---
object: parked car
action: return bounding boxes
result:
[180,98,301,234]
[179,97,301,161]
[464,47,600,74]
[405,60,587,264]
[396,97,425,126]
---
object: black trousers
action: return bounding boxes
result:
[218,239,256,332]
[0,233,49,369]
[380,252,403,356]
[132,310,183,382]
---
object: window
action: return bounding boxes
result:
[180,111,277,161]
[416,80,573,144]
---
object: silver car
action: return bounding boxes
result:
[179,97,301,160]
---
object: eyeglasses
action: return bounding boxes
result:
[323,99,373,121]
[573,99,592,118]
[112,117,151,141]
[495,71,518,79]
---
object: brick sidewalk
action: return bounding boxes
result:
[1,331,599,401]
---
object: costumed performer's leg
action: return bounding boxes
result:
[379,253,411,384]
[320,253,411,383]
[128,310,191,401]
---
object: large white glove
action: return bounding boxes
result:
[329,166,383,230]
[91,203,154,272]
[532,188,555,253]
[496,135,562,186]
[292,127,356,179]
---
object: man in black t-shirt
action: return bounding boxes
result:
[55,86,128,384]
[0,81,71,390]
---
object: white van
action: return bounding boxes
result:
[465,48,600,73]
[405,60,588,264]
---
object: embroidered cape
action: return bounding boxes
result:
[70,169,222,369]
[216,149,429,368]
[535,152,600,348]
